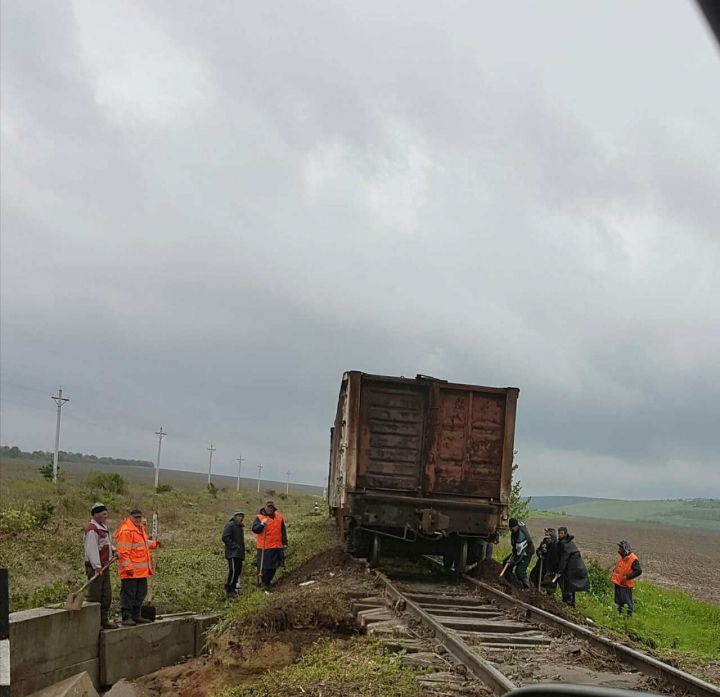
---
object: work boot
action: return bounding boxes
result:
[132,615,152,624]
[122,616,136,627]
[226,591,238,600]
[101,616,119,630]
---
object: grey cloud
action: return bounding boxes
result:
[1,0,718,494]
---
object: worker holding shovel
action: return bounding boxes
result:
[83,502,118,629]
[251,501,287,588]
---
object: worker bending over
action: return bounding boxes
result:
[502,518,534,590]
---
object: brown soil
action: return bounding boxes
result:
[527,517,720,606]
[134,548,375,697]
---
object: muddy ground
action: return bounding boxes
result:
[527,516,720,606]
[134,547,377,697]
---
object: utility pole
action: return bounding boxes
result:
[51,387,69,484]
[207,444,216,485]
[286,470,291,495]
[236,455,244,492]
[323,476,328,502]
[154,426,166,489]
[257,463,263,494]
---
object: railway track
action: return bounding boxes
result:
[371,558,719,697]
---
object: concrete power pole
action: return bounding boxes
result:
[51,387,69,484]
[286,470,291,495]
[323,476,328,502]
[257,463,264,493]
[207,445,216,485]
[154,427,167,490]
[236,455,244,492]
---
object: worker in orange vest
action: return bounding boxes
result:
[251,501,287,587]
[115,509,158,626]
[610,540,642,617]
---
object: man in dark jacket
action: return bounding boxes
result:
[554,526,589,607]
[530,528,560,593]
[502,518,535,590]
[222,511,245,599]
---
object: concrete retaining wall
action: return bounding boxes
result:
[9,604,100,697]
[9,606,220,695]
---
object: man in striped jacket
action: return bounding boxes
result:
[84,502,117,629]
[115,509,158,626]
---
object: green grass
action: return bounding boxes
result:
[491,545,720,665]
[0,463,328,614]
[214,637,427,697]
[551,499,720,532]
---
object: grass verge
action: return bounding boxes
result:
[214,637,427,697]
[492,545,720,664]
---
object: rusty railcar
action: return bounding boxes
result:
[328,372,519,570]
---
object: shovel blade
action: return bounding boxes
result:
[64,593,84,612]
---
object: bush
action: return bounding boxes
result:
[0,507,37,533]
[207,483,219,499]
[585,558,612,600]
[156,484,173,494]
[39,462,58,481]
[36,501,55,528]
[278,492,288,501]
[85,472,127,495]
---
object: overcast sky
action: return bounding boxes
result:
[1,1,718,498]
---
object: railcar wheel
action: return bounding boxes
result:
[442,555,454,571]
[368,534,382,568]
[455,539,468,575]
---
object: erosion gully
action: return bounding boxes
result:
[363,557,719,697]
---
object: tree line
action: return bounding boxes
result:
[1,445,153,468]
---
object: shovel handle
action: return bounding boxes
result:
[74,557,116,595]
[499,561,510,578]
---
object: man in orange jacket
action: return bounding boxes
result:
[611,540,642,617]
[251,501,287,587]
[115,509,158,626]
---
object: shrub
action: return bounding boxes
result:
[85,472,127,495]
[265,489,276,497]
[156,484,173,494]
[39,462,58,481]
[278,492,288,501]
[585,558,612,600]
[36,501,55,528]
[207,483,219,499]
[0,507,37,533]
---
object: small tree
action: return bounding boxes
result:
[509,455,532,522]
[207,483,219,499]
[39,461,57,481]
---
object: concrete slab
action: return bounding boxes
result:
[15,662,99,697]
[10,604,100,684]
[193,614,220,656]
[460,631,551,645]
[25,672,98,697]
[103,679,138,696]
[434,617,530,632]
[357,608,393,628]
[100,615,195,685]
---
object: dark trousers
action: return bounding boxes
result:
[614,584,634,615]
[503,556,531,589]
[119,577,148,618]
[559,578,576,607]
[260,568,277,587]
[85,565,111,620]
[226,558,243,594]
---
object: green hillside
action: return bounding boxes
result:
[555,498,720,531]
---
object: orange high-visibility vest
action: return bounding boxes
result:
[255,512,284,550]
[115,518,157,579]
[611,552,638,588]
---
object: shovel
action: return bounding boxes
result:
[65,557,115,611]
[256,525,267,587]
[537,558,543,591]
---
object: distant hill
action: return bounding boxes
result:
[527,496,720,532]
[527,496,599,510]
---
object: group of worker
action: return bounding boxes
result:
[82,499,287,628]
[502,518,643,616]
[83,503,158,629]
[221,500,287,598]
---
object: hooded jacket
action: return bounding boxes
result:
[557,534,589,592]
[510,522,535,563]
[537,529,561,573]
[222,518,246,559]
[115,517,156,579]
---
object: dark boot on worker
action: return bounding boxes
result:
[132,614,152,624]
[121,615,136,627]
[101,614,119,630]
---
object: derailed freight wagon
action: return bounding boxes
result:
[328,372,519,571]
